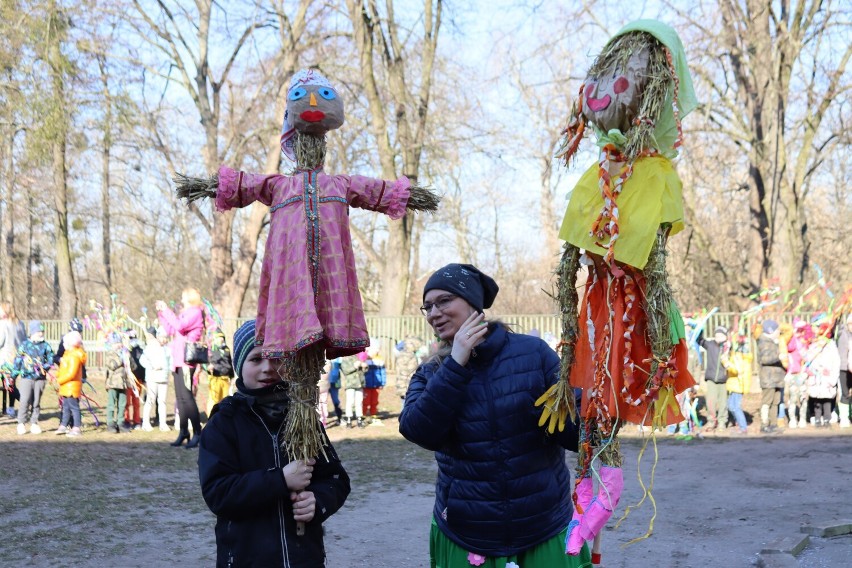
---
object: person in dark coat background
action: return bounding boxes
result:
[698,326,732,430]
[52,317,88,381]
[399,263,591,567]
[198,319,350,567]
[757,319,786,434]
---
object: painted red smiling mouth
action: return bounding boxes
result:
[300,110,326,122]
[586,95,612,112]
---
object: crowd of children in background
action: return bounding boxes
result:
[321,341,391,429]
[0,309,238,438]
[667,313,852,438]
[2,310,421,437]
[4,308,850,439]
[316,336,432,429]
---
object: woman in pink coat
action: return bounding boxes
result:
[156,288,205,448]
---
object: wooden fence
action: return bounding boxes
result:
[36,312,816,373]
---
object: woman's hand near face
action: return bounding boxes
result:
[450,311,488,367]
[155,300,167,312]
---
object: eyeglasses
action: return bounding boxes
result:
[420,294,457,316]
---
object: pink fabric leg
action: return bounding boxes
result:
[578,466,624,543]
[566,476,594,555]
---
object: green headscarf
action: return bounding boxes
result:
[613,20,697,156]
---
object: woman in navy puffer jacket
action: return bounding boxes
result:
[400,264,591,567]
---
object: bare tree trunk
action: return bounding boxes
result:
[26,189,34,318]
[409,215,423,305]
[98,56,113,293]
[52,123,76,318]
[132,0,313,318]
[539,155,561,255]
[48,2,77,319]
[0,128,13,301]
[346,0,443,315]
[711,0,851,291]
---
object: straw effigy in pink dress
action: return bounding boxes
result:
[216,165,410,359]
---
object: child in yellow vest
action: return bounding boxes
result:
[206,330,234,416]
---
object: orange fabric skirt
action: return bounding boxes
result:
[570,258,694,426]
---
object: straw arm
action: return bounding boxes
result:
[174,172,219,204]
[406,184,440,213]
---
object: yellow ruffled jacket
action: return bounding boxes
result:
[558,155,684,269]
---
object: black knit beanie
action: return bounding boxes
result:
[423,264,499,313]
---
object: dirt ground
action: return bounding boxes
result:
[1,379,851,567]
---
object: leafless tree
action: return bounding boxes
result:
[45,1,78,318]
[680,0,852,293]
[345,0,443,315]
[126,0,320,316]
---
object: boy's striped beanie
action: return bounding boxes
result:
[233,319,257,378]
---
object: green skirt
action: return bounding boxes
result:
[430,518,592,568]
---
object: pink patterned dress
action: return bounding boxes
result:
[216,166,410,359]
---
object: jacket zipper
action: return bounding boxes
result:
[250,406,290,568]
[481,360,509,547]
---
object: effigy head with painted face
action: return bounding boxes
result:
[557,20,697,163]
[582,31,671,159]
[285,69,344,136]
[280,69,345,162]
[581,36,658,136]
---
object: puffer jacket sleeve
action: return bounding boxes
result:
[198,412,290,520]
[399,357,473,452]
[41,342,54,370]
[56,353,81,385]
[306,438,351,524]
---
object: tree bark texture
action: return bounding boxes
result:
[346,0,443,315]
[716,0,850,291]
[98,56,113,294]
[1,129,14,302]
[132,0,313,318]
[48,2,78,320]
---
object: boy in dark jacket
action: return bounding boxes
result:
[125,329,145,429]
[698,326,732,430]
[198,320,350,568]
[757,320,786,434]
[205,329,234,416]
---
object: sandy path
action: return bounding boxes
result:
[325,429,852,567]
[2,389,851,567]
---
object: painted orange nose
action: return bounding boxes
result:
[309,92,317,106]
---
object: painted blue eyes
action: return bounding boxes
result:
[288,87,336,101]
